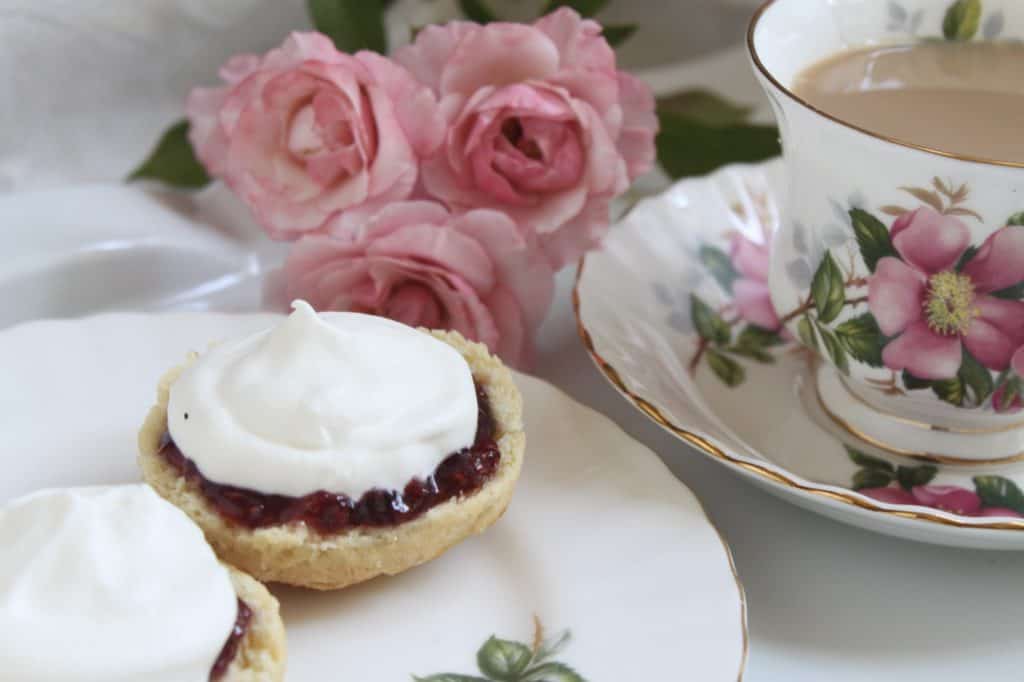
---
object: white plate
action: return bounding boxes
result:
[576,160,1024,550]
[0,312,746,680]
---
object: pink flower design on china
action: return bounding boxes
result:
[186,32,445,240]
[859,484,1023,517]
[729,232,781,330]
[271,201,554,368]
[993,346,1024,412]
[394,8,658,269]
[867,209,1024,380]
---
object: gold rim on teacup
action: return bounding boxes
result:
[747,0,1024,170]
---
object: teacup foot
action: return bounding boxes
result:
[815,365,1024,465]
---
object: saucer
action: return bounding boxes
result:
[575,159,1024,550]
[0,312,746,680]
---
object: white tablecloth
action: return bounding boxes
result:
[3,2,1022,679]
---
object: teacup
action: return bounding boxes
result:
[748,0,1024,463]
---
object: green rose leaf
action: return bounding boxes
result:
[706,349,746,387]
[955,245,979,272]
[853,469,894,490]
[811,252,846,324]
[932,376,965,406]
[533,631,571,663]
[477,637,533,680]
[656,112,780,180]
[127,120,210,189]
[690,295,731,345]
[797,316,818,351]
[897,465,938,491]
[698,245,740,294]
[943,0,982,41]
[818,327,849,375]
[543,0,609,17]
[601,24,637,47]
[959,351,994,407]
[522,663,585,682]
[902,371,933,390]
[729,325,782,363]
[457,0,498,22]
[995,378,1022,412]
[846,447,894,472]
[414,676,489,682]
[849,208,898,272]
[974,476,1024,514]
[1007,212,1024,226]
[656,89,753,127]
[308,0,387,52]
[833,313,885,367]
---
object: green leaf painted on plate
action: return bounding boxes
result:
[818,326,849,375]
[853,468,894,490]
[706,349,745,387]
[308,0,387,52]
[973,475,1024,514]
[849,208,897,272]
[846,447,894,472]
[897,465,938,491]
[995,378,1022,412]
[1007,212,1024,226]
[797,316,818,351]
[955,244,979,272]
[833,313,885,367]
[729,325,783,363]
[521,662,586,682]
[932,376,965,406]
[656,112,780,179]
[990,282,1024,299]
[902,371,933,391]
[690,295,731,345]
[811,252,846,324]
[127,120,210,188]
[943,0,982,41]
[959,350,994,406]
[542,0,608,16]
[457,0,498,23]
[477,637,533,680]
[414,676,489,682]
[601,24,637,46]
[699,244,740,294]
[656,89,753,127]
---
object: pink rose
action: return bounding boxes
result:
[868,210,1024,379]
[187,32,444,240]
[729,232,781,330]
[910,485,982,515]
[273,201,554,368]
[1014,346,1024,377]
[859,487,916,505]
[394,8,657,269]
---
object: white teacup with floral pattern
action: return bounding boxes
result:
[749,0,1024,462]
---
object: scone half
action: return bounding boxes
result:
[222,565,287,681]
[140,329,524,591]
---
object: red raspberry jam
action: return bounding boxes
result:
[210,599,251,680]
[160,384,501,535]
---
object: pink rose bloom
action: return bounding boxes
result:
[273,201,554,368]
[868,211,1024,379]
[729,232,781,330]
[975,507,1024,518]
[187,32,444,240]
[394,8,657,269]
[859,487,916,505]
[1015,346,1024,376]
[910,485,982,515]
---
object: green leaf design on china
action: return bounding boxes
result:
[1007,212,1024,226]
[853,468,894,490]
[478,638,533,680]
[957,351,994,406]
[897,465,938,491]
[817,326,849,375]
[849,208,897,272]
[797,316,818,351]
[810,252,846,324]
[308,0,388,53]
[416,676,490,682]
[943,0,982,41]
[833,314,885,367]
[729,325,783,364]
[706,349,746,387]
[698,245,740,294]
[846,447,893,472]
[520,663,584,682]
[127,120,210,189]
[974,476,1024,514]
[690,295,731,346]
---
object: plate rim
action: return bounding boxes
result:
[572,161,1024,535]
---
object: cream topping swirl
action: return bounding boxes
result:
[0,485,237,682]
[167,301,478,498]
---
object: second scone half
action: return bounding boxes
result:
[139,308,524,591]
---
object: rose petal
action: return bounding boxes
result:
[891,208,971,275]
[393,21,479,94]
[974,507,1024,518]
[859,487,916,504]
[730,233,771,282]
[911,485,982,515]
[961,225,1024,294]
[614,71,657,180]
[868,257,927,336]
[1014,346,1024,377]
[881,319,962,380]
[441,23,560,96]
[734,279,781,330]
[963,296,1024,370]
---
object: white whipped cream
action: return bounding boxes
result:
[167,301,478,498]
[0,485,237,682]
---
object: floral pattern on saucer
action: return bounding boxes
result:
[888,0,1007,42]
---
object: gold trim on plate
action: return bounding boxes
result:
[747,0,1024,169]
[816,380,1024,466]
[572,259,1024,537]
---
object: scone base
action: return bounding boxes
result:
[223,565,287,682]
[139,330,524,591]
